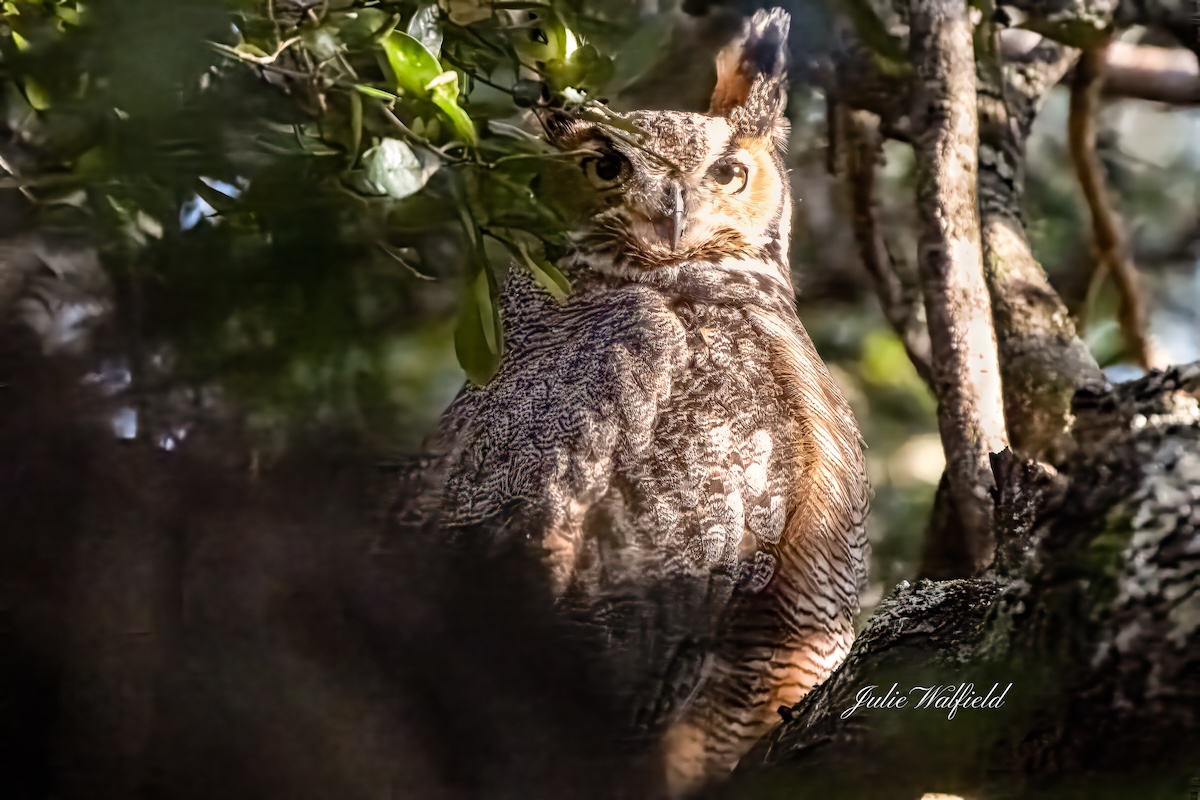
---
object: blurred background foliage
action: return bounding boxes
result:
[1,0,1199,609]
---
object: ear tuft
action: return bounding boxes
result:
[708,7,790,123]
[537,108,587,149]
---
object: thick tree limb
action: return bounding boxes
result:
[728,363,1200,799]
[1002,33,1200,104]
[822,0,1200,148]
[975,32,1107,464]
[1100,40,1200,103]
[825,9,913,141]
[909,0,1010,574]
[1001,0,1200,51]
[727,4,1199,794]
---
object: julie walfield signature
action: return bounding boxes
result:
[840,682,1013,721]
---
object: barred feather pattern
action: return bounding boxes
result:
[390,6,869,792]
[393,259,869,791]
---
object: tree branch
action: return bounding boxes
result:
[836,105,934,387]
[1068,43,1166,371]
[825,23,1200,155]
[1002,33,1200,104]
[1102,40,1200,103]
[999,0,1200,51]
[975,31,1107,464]
[910,0,1010,574]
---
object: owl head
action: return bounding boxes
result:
[542,8,793,288]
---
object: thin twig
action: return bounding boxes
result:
[210,37,302,66]
[575,103,681,171]
[377,106,471,164]
[377,242,435,280]
[441,52,517,96]
[1001,32,1200,105]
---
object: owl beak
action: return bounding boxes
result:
[649,182,685,251]
[670,182,684,251]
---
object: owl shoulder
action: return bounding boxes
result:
[499,265,687,366]
[434,272,689,527]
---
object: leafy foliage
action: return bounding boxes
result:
[0,0,673,430]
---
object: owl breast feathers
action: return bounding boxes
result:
[390,7,870,795]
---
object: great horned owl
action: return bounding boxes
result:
[392,8,868,794]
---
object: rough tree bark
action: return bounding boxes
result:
[909,0,1011,575]
[974,31,1106,464]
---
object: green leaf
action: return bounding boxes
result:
[490,1,555,9]
[56,5,81,26]
[356,137,440,199]
[454,268,501,385]
[476,264,499,356]
[571,46,613,92]
[380,31,443,98]
[335,8,391,46]
[303,26,341,62]
[22,78,51,111]
[454,192,481,250]
[610,15,673,90]
[379,31,476,146]
[9,30,50,108]
[531,257,571,300]
[519,250,571,302]
[490,235,572,303]
[354,84,398,101]
[429,76,476,146]
[422,116,441,142]
[384,191,457,233]
[234,42,271,60]
[511,6,576,66]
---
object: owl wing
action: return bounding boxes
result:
[660,316,871,792]
[398,272,688,593]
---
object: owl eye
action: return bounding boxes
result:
[581,153,626,189]
[711,160,749,194]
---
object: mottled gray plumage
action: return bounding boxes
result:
[391,8,869,793]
